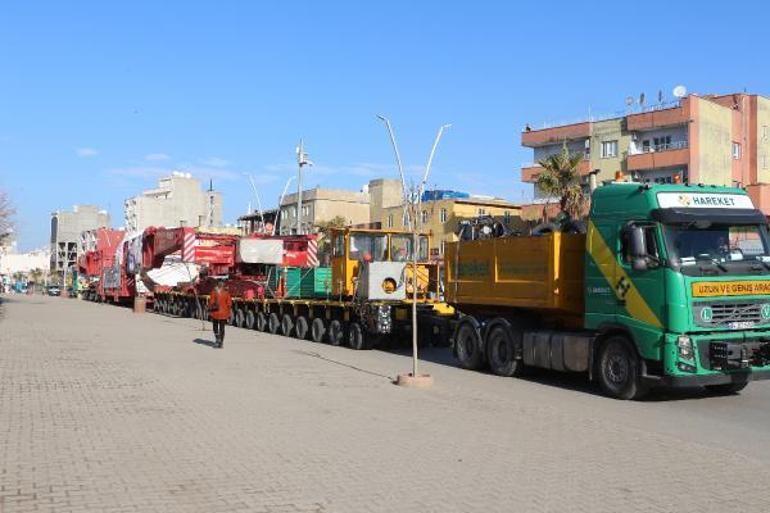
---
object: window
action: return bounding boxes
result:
[478,208,487,216]
[440,240,446,256]
[332,233,345,257]
[391,235,429,262]
[349,233,387,262]
[403,212,410,228]
[439,208,448,223]
[621,224,659,265]
[763,125,769,142]
[421,210,429,224]
[642,139,651,152]
[387,214,394,228]
[601,140,618,158]
[733,142,742,160]
[504,210,511,224]
[653,136,672,151]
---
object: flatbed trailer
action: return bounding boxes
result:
[152,290,452,349]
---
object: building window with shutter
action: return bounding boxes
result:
[387,214,394,228]
[601,140,618,158]
[421,210,429,224]
[439,208,448,223]
[732,142,742,160]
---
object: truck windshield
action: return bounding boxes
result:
[663,223,770,268]
[349,233,387,262]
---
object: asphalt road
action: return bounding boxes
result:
[2,294,770,512]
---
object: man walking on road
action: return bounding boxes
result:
[208,279,232,348]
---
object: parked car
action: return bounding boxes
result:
[46,286,61,296]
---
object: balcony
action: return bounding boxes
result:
[521,121,591,148]
[521,159,591,182]
[627,141,689,171]
[626,101,690,131]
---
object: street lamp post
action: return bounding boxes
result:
[377,116,451,387]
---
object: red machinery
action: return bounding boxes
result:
[77,228,125,302]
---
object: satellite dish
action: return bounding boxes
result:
[673,85,688,98]
[625,96,635,107]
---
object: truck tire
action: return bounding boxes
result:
[454,318,484,370]
[281,314,294,337]
[597,336,647,400]
[705,382,749,395]
[256,311,267,332]
[327,320,344,346]
[485,318,523,377]
[294,315,309,340]
[268,312,281,334]
[311,318,326,343]
[228,308,237,326]
[235,307,245,328]
[244,310,256,330]
[347,321,368,350]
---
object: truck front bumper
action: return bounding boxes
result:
[645,369,770,388]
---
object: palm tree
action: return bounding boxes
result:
[535,142,587,221]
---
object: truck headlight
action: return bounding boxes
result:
[677,335,694,360]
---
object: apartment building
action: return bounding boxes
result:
[124,172,223,233]
[50,205,110,271]
[521,92,770,213]
[279,178,402,235]
[378,192,522,259]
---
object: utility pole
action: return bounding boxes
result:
[295,140,313,235]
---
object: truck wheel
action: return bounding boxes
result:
[294,315,309,340]
[268,312,281,334]
[328,320,344,346]
[281,314,294,337]
[244,310,256,330]
[347,322,367,350]
[256,311,267,332]
[311,318,326,343]
[705,382,749,395]
[485,319,522,377]
[454,318,484,370]
[597,336,647,400]
[229,308,237,326]
[235,307,245,328]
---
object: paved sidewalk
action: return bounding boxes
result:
[1,295,770,513]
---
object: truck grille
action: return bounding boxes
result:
[693,301,770,328]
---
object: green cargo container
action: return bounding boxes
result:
[269,267,331,298]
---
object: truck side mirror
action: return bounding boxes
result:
[629,226,647,258]
[628,225,648,271]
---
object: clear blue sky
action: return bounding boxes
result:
[1,0,768,250]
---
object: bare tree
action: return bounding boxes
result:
[0,191,14,244]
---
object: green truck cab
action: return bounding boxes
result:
[586,182,770,397]
[446,181,770,399]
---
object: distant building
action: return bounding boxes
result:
[0,245,50,277]
[521,92,770,214]
[278,178,402,235]
[50,205,110,271]
[124,172,223,233]
[378,192,523,259]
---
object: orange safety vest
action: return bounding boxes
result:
[208,288,232,321]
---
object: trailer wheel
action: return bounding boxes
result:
[281,314,294,337]
[234,307,246,328]
[347,321,367,350]
[229,308,237,326]
[256,311,267,332]
[294,315,309,340]
[268,312,281,334]
[485,319,523,377]
[244,310,256,330]
[597,336,647,400]
[311,318,326,343]
[327,320,344,346]
[454,318,484,370]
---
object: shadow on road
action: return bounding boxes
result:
[192,337,218,349]
[384,344,720,402]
